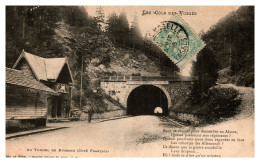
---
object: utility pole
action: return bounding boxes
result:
[79,52,83,109]
[229,45,232,66]
[22,9,25,39]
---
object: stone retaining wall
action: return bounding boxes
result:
[169,111,202,126]
[80,109,126,120]
[92,109,126,119]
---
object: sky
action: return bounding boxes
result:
[84,6,239,76]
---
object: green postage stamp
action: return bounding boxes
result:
[153,15,205,69]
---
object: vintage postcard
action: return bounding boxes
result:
[5,6,254,158]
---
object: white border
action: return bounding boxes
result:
[0,0,257,6]
[1,1,259,163]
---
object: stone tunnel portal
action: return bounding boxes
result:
[127,85,168,116]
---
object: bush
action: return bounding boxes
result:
[6,120,36,133]
[173,87,242,126]
[199,87,242,124]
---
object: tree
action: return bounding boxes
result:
[130,13,142,49]
[229,6,254,87]
[190,46,219,104]
[62,6,90,27]
[106,12,118,35]
[6,6,25,67]
[196,6,254,87]
[95,6,105,31]
[116,12,130,46]
[6,6,63,66]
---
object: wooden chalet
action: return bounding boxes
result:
[6,67,59,128]
[7,50,74,125]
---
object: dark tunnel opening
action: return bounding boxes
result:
[127,85,168,116]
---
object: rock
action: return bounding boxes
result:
[147,65,158,73]
[132,59,138,64]
[124,53,130,59]
[98,64,106,71]
[89,71,98,78]
[132,72,141,76]
[91,58,100,65]
[122,58,130,66]
[100,48,109,53]
[110,51,115,54]
[138,54,147,60]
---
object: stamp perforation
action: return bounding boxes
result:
[149,14,206,69]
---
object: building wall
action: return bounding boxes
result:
[14,59,72,119]
[16,59,37,80]
[59,93,71,118]
[6,85,50,129]
[6,85,49,120]
[46,93,70,119]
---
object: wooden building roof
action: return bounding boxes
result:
[6,67,59,95]
[12,50,74,84]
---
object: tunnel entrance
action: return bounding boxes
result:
[127,85,168,116]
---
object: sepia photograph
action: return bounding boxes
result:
[4,5,254,158]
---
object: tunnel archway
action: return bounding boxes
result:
[127,85,168,116]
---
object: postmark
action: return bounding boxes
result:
[152,15,205,69]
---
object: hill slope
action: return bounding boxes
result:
[200,6,254,87]
[6,6,178,112]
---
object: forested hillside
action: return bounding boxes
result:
[178,6,255,125]
[193,6,254,88]
[6,6,254,113]
[6,6,177,111]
